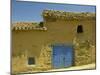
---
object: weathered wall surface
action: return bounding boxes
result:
[44,20,96,45]
[12,19,96,73]
[12,45,52,73]
[73,37,96,66]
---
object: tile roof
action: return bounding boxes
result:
[12,22,47,31]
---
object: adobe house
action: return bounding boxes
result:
[12,10,96,74]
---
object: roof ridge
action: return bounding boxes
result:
[42,9,96,20]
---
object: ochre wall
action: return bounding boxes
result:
[12,19,96,73]
[44,20,96,44]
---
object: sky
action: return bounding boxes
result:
[12,0,96,22]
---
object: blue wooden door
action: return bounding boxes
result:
[52,45,73,69]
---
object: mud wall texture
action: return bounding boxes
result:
[12,19,96,73]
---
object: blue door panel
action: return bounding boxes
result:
[52,45,73,69]
[53,55,64,68]
[53,46,64,68]
[64,47,73,67]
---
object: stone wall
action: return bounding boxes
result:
[42,10,95,21]
[73,37,96,66]
[12,45,52,74]
[12,54,28,74]
[37,45,52,70]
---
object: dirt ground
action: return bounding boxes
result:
[48,63,95,72]
[18,63,95,74]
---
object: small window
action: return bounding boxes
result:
[77,25,83,33]
[28,57,35,65]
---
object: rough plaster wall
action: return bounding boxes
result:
[12,20,95,56]
[12,19,96,73]
[44,20,96,45]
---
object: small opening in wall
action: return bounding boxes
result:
[28,57,35,65]
[77,25,83,33]
[39,22,44,27]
